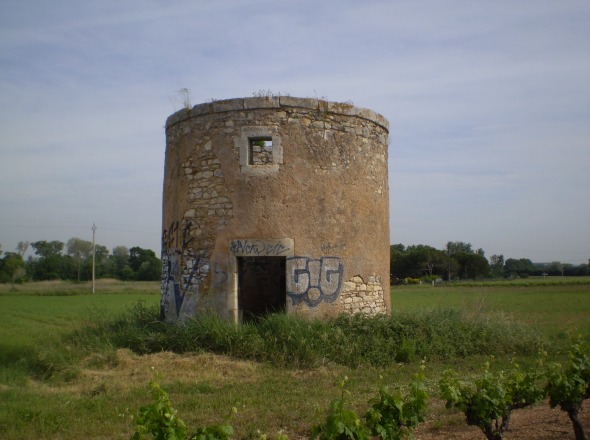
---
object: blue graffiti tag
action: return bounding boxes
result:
[286,256,343,307]
[161,252,208,318]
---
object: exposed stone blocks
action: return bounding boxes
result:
[340,275,386,315]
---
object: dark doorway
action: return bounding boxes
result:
[237,256,286,322]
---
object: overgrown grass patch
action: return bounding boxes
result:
[74,303,546,369]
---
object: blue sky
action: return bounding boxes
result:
[1,0,589,264]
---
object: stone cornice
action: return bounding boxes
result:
[165,96,389,132]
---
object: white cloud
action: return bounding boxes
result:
[0,0,588,263]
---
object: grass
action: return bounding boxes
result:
[391,283,590,340]
[81,304,544,368]
[0,278,160,296]
[0,279,588,439]
[0,280,160,384]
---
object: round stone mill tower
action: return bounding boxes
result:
[161,96,390,322]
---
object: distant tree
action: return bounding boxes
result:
[28,240,66,280]
[467,254,490,279]
[31,240,64,258]
[445,242,475,281]
[568,264,589,276]
[1,252,25,287]
[454,252,490,280]
[16,241,29,258]
[407,244,446,277]
[109,245,131,279]
[390,244,448,281]
[562,263,575,276]
[504,258,534,278]
[447,241,474,255]
[66,238,93,282]
[547,261,565,277]
[136,259,162,281]
[390,244,406,281]
[489,254,505,278]
[129,246,161,281]
[88,244,109,278]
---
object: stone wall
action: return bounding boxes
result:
[341,275,386,315]
[162,96,390,322]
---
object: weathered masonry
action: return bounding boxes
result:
[161,96,390,322]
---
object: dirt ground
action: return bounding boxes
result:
[415,399,590,439]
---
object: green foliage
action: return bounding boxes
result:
[131,379,236,440]
[503,258,534,278]
[21,239,161,283]
[505,359,547,411]
[130,247,162,281]
[546,340,590,440]
[131,379,188,440]
[365,364,428,440]
[190,418,235,440]
[440,360,545,440]
[0,252,26,285]
[310,377,369,440]
[390,244,447,280]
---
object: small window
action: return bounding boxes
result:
[249,137,273,165]
[237,127,282,175]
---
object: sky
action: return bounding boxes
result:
[1,0,589,264]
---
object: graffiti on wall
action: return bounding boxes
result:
[161,219,209,319]
[161,250,210,318]
[286,256,343,307]
[229,239,290,257]
[162,220,194,251]
[213,262,228,286]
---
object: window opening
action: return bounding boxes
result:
[248,137,273,165]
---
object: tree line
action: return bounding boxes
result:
[391,241,589,284]
[0,239,161,284]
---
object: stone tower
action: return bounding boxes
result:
[161,96,390,322]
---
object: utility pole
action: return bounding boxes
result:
[92,223,97,293]
[447,242,452,282]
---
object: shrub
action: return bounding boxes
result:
[546,340,590,440]
[365,363,428,439]
[131,377,235,440]
[440,360,545,440]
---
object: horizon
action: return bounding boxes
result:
[1,1,589,265]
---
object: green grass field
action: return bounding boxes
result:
[391,282,590,339]
[0,279,588,439]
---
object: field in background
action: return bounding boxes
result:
[0,279,160,296]
[0,278,588,439]
[391,280,590,339]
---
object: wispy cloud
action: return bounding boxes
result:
[0,0,588,263]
